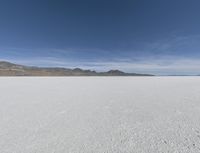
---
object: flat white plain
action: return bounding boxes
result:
[0,77,200,153]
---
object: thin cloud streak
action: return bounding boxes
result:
[2,34,200,75]
[2,56,200,75]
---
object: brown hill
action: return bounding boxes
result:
[0,61,153,76]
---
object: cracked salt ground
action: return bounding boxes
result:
[0,77,200,152]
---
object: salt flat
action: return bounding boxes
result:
[0,77,200,153]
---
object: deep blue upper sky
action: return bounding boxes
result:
[1,0,200,75]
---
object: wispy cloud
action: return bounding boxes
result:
[1,55,200,75]
[1,34,200,75]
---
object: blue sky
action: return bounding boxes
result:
[1,0,200,75]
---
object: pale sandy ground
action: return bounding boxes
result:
[0,77,200,153]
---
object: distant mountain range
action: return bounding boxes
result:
[0,61,153,76]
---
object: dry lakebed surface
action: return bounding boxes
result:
[0,77,200,153]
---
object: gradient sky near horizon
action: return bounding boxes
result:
[1,0,200,75]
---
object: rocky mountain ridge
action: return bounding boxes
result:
[0,61,153,76]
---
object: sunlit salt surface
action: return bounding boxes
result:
[1,77,200,153]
